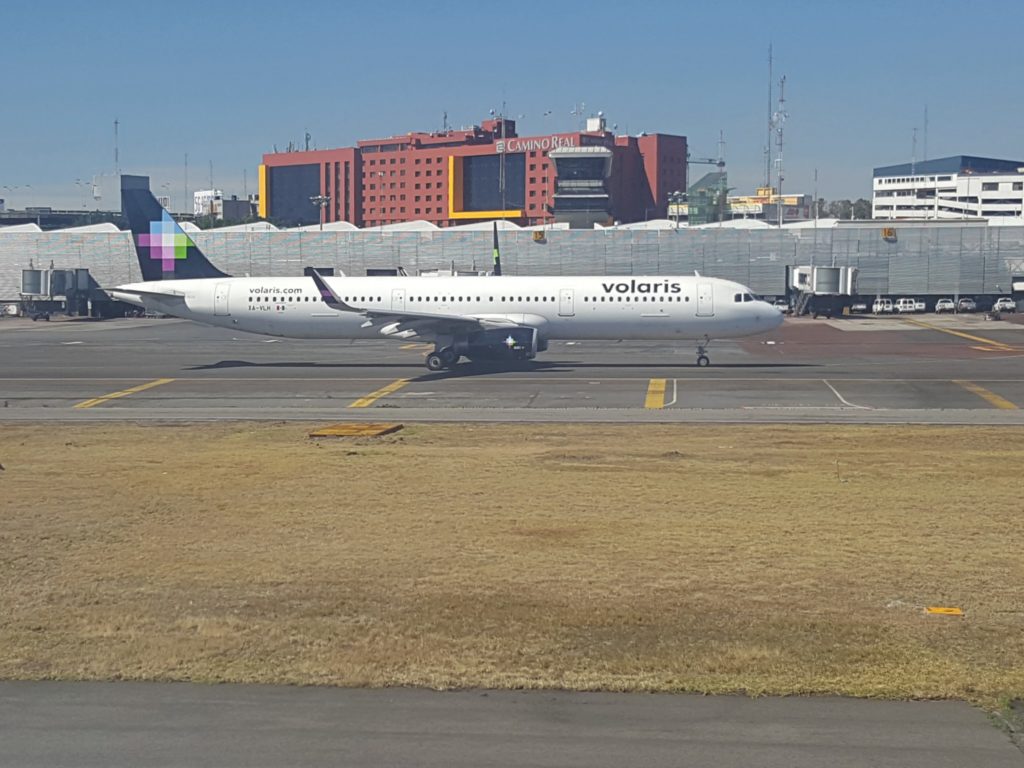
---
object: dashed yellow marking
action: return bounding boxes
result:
[644,378,667,409]
[73,378,176,409]
[903,318,1014,351]
[348,378,409,408]
[953,380,1018,410]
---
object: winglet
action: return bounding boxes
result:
[309,270,359,312]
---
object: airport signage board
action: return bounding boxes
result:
[495,135,577,154]
[730,203,763,214]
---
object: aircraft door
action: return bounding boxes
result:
[558,288,575,317]
[391,288,406,313]
[696,282,714,317]
[214,282,231,316]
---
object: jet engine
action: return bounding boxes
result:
[455,327,539,361]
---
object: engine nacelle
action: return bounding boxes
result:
[456,327,538,361]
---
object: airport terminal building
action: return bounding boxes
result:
[259,116,687,229]
[872,155,1024,220]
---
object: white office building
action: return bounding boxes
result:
[873,155,1024,220]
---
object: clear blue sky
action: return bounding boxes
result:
[2,0,1021,211]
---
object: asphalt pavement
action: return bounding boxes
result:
[1,314,1023,423]
[0,682,1021,768]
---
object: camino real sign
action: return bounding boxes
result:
[495,135,577,154]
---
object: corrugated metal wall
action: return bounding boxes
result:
[2,223,1022,300]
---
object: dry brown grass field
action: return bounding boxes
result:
[1,422,1022,707]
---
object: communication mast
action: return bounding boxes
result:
[771,75,787,226]
[765,44,773,188]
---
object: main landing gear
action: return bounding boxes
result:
[696,336,711,367]
[425,346,459,372]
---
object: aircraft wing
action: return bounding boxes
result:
[309,271,524,338]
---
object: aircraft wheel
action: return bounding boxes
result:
[697,355,710,367]
[439,347,458,366]
[426,353,446,372]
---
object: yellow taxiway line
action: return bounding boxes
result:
[644,378,667,409]
[902,318,1014,351]
[348,378,410,408]
[73,378,176,409]
[952,380,1018,410]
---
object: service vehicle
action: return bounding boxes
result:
[872,298,893,314]
[957,297,977,313]
[894,298,917,314]
[935,298,955,313]
[993,297,1017,313]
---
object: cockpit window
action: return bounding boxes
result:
[734,293,742,303]
[743,293,754,302]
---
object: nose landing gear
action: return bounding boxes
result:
[696,335,711,367]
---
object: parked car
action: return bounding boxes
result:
[935,298,955,314]
[914,300,926,312]
[993,297,1017,313]
[894,298,917,314]
[957,297,977,313]
[772,298,790,313]
[849,302,869,314]
[872,298,893,314]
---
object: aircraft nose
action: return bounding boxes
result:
[757,302,784,330]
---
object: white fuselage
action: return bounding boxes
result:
[110,274,783,342]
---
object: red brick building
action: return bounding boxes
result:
[259,116,686,228]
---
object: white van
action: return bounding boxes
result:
[895,298,917,314]
[872,298,893,314]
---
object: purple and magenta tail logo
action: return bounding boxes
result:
[138,211,193,273]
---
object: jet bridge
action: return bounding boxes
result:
[786,265,859,318]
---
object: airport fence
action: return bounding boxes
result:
[2,222,1022,301]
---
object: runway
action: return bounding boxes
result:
[1,314,1023,423]
[1,682,1021,768]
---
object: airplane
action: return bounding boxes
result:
[109,175,783,370]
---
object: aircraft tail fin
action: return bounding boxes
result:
[121,175,229,281]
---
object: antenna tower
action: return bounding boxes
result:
[772,75,788,226]
[923,105,928,161]
[765,44,773,187]
[114,118,120,176]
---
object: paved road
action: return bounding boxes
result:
[1,315,1023,423]
[0,682,1020,768]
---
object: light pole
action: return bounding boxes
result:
[668,190,685,229]
[376,171,386,234]
[309,194,330,231]
[74,178,89,209]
